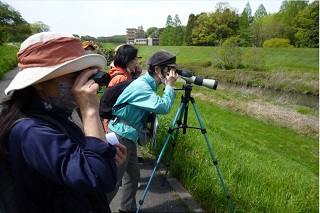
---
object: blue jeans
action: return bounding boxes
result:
[106,132,140,212]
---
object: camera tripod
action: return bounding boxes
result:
[136,83,234,213]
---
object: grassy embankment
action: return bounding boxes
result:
[1,44,319,212]
[0,45,19,78]
[103,45,319,212]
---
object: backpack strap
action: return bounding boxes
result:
[12,113,69,137]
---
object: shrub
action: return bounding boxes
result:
[215,37,243,69]
[263,38,294,48]
[242,47,266,71]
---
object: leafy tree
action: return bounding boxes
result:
[216,36,243,69]
[160,26,175,45]
[145,27,158,38]
[30,21,50,34]
[251,14,285,47]
[292,0,318,47]
[155,28,164,38]
[191,12,216,46]
[277,0,309,45]
[0,1,31,43]
[106,35,126,43]
[191,7,238,46]
[81,35,97,42]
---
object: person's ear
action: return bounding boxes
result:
[154,66,161,75]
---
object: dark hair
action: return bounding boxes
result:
[113,45,138,69]
[0,87,35,162]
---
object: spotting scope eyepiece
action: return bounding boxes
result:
[176,69,218,90]
[176,69,193,77]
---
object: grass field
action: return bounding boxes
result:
[103,44,319,94]
[142,83,318,212]
[1,43,319,212]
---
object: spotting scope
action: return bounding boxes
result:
[176,69,218,90]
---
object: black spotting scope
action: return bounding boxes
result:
[176,69,218,90]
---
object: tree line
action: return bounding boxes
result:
[157,1,318,47]
[0,0,318,48]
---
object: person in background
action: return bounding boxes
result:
[102,44,141,132]
[82,40,107,59]
[110,44,142,76]
[106,49,180,213]
[0,32,127,213]
[109,44,124,69]
[102,44,144,164]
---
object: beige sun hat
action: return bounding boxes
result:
[4,31,107,95]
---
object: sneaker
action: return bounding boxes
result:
[137,182,141,188]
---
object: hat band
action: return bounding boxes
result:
[18,37,85,71]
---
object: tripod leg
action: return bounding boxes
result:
[190,98,234,213]
[161,104,185,186]
[136,103,185,213]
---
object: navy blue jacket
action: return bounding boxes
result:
[8,99,117,213]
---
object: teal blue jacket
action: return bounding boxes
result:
[108,72,176,142]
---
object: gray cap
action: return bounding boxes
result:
[147,50,178,67]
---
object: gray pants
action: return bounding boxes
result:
[106,133,140,212]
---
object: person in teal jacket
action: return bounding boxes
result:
[106,50,180,213]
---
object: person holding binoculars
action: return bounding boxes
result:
[0,32,127,213]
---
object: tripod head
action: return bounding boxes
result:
[174,83,193,102]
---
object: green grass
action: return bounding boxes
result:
[1,44,318,212]
[0,45,19,78]
[146,90,318,212]
[263,48,319,72]
[134,46,319,94]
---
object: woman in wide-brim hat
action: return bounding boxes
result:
[0,31,126,213]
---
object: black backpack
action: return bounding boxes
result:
[99,79,134,120]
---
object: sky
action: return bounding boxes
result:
[4,0,284,38]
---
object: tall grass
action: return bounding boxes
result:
[146,86,318,212]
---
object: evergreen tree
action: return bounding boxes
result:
[254,4,267,21]
[237,2,254,46]
[184,14,197,45]
[165,15,174,27]
[173,14,182,27]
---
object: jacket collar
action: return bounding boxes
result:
[143,72,158,91]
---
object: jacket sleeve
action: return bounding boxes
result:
[126,82,176,114]
[9,119,117,193]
